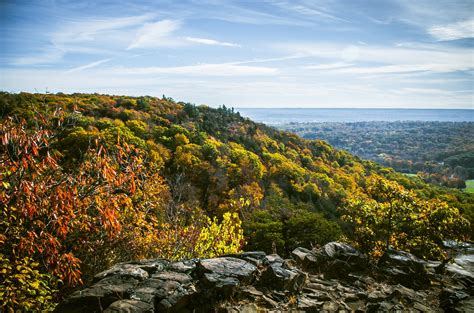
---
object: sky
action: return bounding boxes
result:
[0,0,473,108]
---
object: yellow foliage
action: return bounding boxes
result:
[0,255,57,312]
[152,212,244,261]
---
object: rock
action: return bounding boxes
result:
[168,259,197,274]
[413,301,432,312]
[55,276,140,313]
[196,257,257,288]
[454,297,474,313]
[152,271,193,283]
[56,242,473,312]
[292,247,312,264]
[227,251,267,267]
[379,249,430,289]
[367,301,392,312]
[240,286,264,299]
[94,264,149,283]
[440,288,470,311]
[321,301,339,312]
[297,296,323,312]
[127,259,169,275]
[104,300,154,313]
[367,290,386,302]
[303,242,369,278]
[191,257,258,309]
[134,272,196,312]
[390,284,417,300]
[259,254,306,292]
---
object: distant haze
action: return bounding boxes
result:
[237,108,474,124]
[1,0,473,108]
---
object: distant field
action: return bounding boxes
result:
[403,173,418,178]
[465,180,474,193]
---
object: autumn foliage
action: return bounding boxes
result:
[0,113,243,311]
[341,175,469,260]
[0,92,471,310]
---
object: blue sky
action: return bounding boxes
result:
[1,0,473,108]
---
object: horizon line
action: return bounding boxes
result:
[235,107,474,110]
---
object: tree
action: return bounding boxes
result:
[0,116,167,310]
[341,175,470,260]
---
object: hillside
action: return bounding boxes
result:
[0,92,472,310]
[280,121,474,188]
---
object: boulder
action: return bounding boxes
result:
[94,264,149,283]
[440,288,470,311]
[127,259,169,275]
[291,247,312,265]
[133,271,196,312]
[227,251,267,267]
[55,242,473,312]
[194,257,257,304]
[196,257,257,286]
[300,242,369,278]
[55,276,140,313]
[259,254,307,292]
[379,249,430,289]
[168,259,197,274]
[104,300,154,313]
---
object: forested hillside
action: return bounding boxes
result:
[1,92,472,310]
[281,121,474,188]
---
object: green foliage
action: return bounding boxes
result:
[0,255,57,312]
[286,210,343,250]
[244,191,342,256]
[0,92,471,309]
[244,210,285,254]
[341,175,470,260]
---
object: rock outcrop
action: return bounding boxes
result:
[56,242,474,312]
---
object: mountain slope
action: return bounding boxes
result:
[0,92,471,310]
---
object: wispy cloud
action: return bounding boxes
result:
[113,63,278,76]
[11,48,65,66]
[428,19,474,41]
[276,42,474,74]
[184,37,240,47]
[332,64,469,75]
[305,62,353,70]
[265,0,348,22]
[68,58,111,72]
[127,20,182,49]
[127,21,242,49]
[52,14,155,45]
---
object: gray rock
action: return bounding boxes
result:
[297,296,323,312]
[136,276,196,311]
[104,300,154,313]
[197,257,257,286]
[94,264,149,283]
[227,251,267,267]
[55,242,474,313]
[413,301,432,312]
[379,249,430,289]
[390,284,417,300]
[440,288,470,311]
[454,296,474,313]
[259,255,307,292]
[367,290,386,302]
[55,276,140,313]
[321,301,339,312]
[152,271,192,283]
[303,242,369,278]
[168,260,197,273]
[292,247,312,264]
[128,259,169,275]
